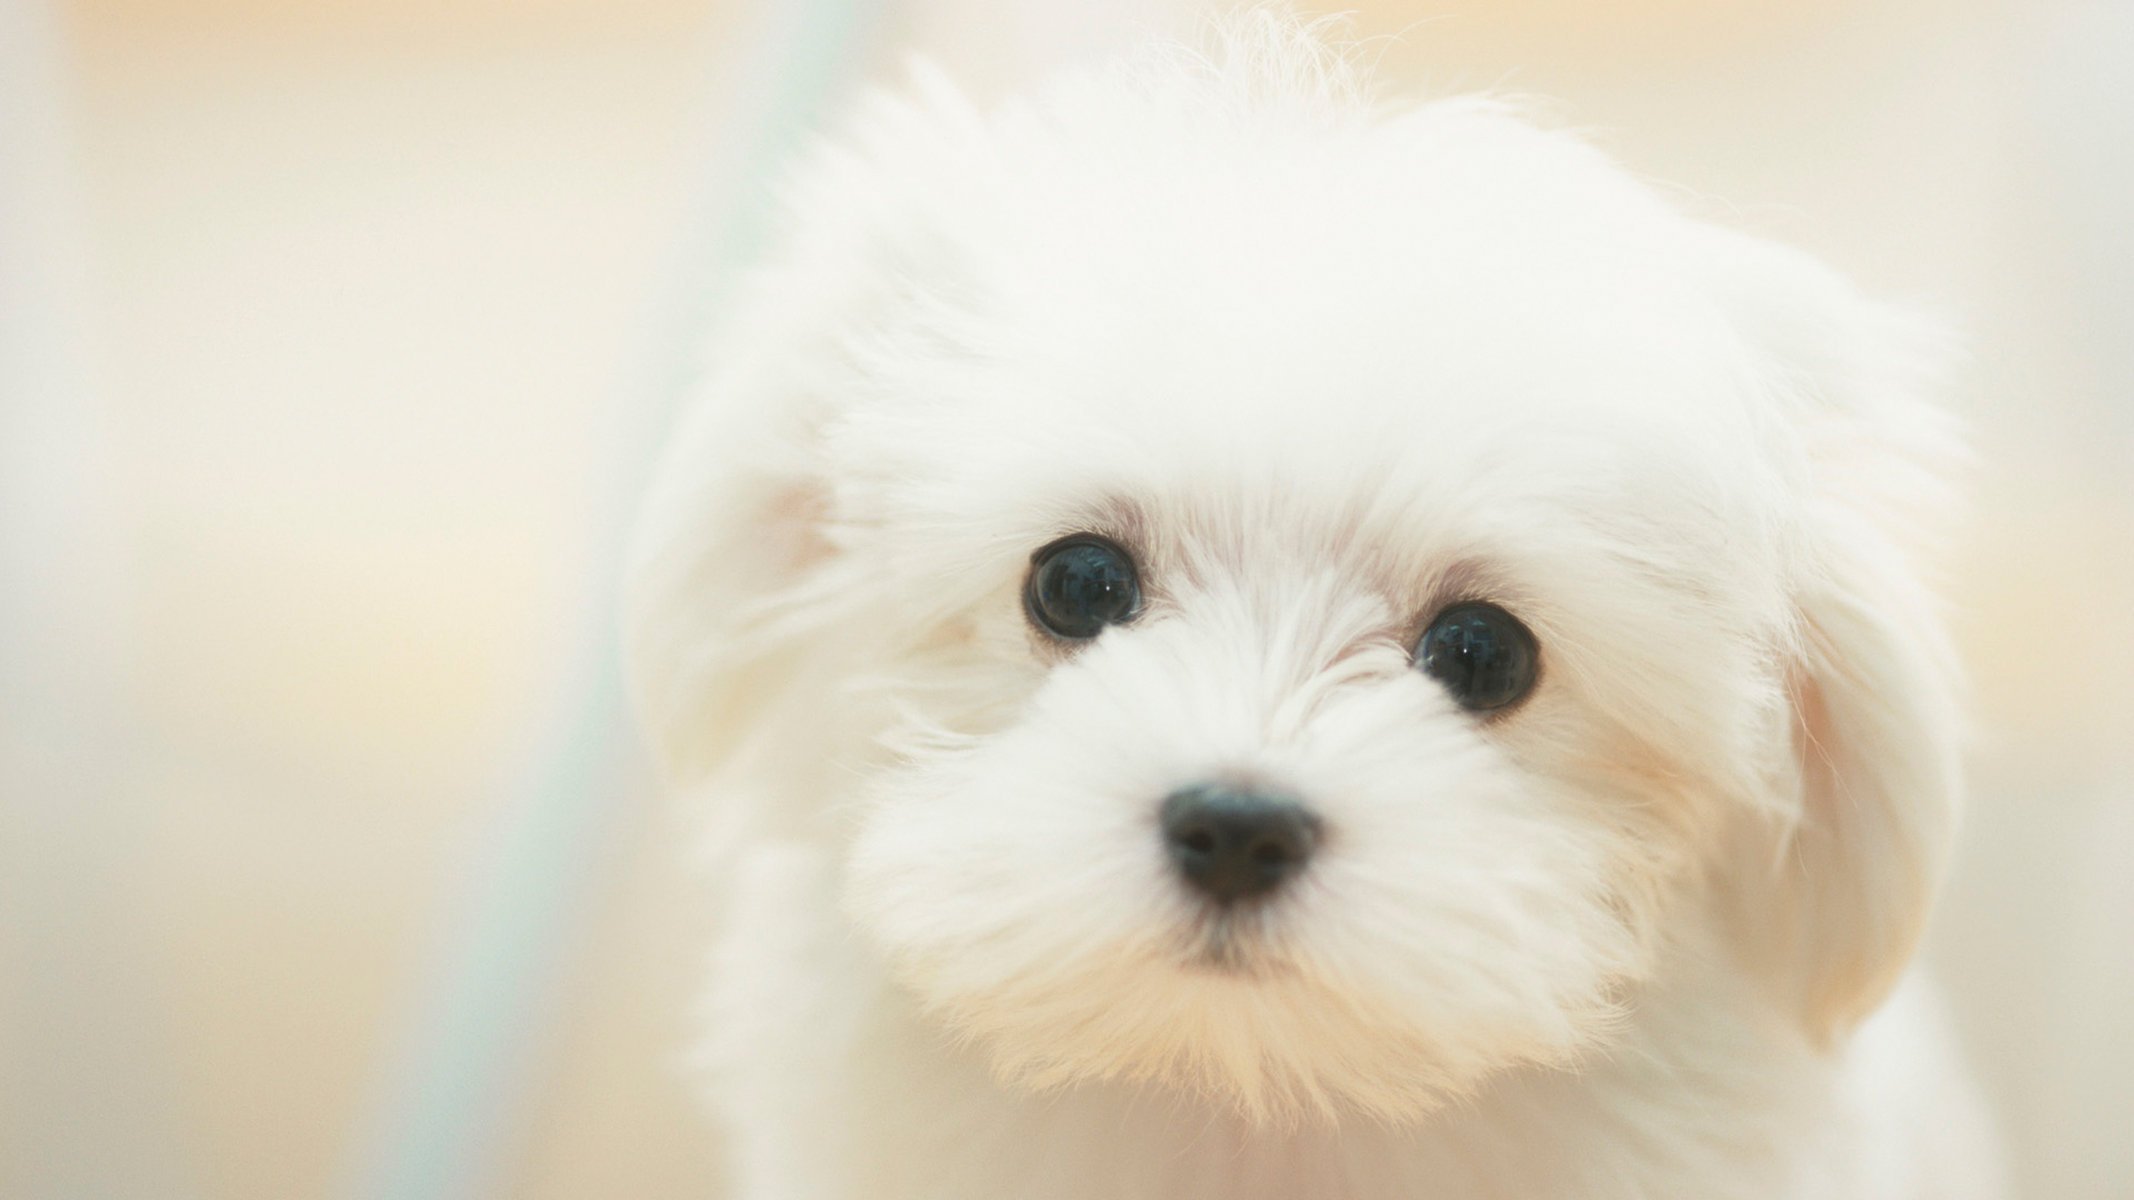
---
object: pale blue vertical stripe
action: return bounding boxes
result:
[342,2,891,1198]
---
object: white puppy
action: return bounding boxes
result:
[626,15,2001,1200]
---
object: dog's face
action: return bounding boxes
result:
[630,32,1961,1127]
[830,167,1801,1121]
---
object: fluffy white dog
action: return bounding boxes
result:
[626,15,2001,1199]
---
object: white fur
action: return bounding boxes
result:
[626,14,2001,1199]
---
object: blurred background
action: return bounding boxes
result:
[2,0,2129,1196]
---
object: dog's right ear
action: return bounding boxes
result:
[625,362,844,782]
[625,71,988,785]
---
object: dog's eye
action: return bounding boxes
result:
[1415,602,1539,712]
[1026,535,1141,640]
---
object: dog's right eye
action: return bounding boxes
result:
[1025,535,1141,641]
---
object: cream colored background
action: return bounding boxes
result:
[9,0,2131,1195]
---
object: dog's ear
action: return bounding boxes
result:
[626,71,989,789]
[1704,231,1965,1042]
[624,327,848,785]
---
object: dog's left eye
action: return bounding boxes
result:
[1026,535,1141,640]
[1414,602,1539,712]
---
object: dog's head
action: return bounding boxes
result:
[628,20,1961,1125]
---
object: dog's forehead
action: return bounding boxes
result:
[925,248,1762,532]
[988,244,1753,500]
[830,99,1793,583]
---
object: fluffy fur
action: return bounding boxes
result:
[626,14,2001,1199]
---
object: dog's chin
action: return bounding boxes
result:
[867,895,1625,1128]
[1174,902,1292,977]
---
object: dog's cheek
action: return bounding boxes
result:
[1324,791,1642,1044]
[839,736,1176,1005]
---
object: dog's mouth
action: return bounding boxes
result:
[1173,903,1299,979]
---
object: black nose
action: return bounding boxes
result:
[1159,783,1319,904]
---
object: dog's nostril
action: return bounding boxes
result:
[1159,783,1319,904]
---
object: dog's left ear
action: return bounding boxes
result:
[1703,230,1965,1043]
